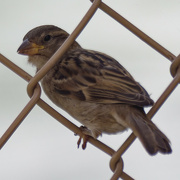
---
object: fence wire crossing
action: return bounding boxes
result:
[0,0,180,179]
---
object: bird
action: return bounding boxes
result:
[17,25,172,155]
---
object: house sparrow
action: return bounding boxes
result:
[17,25,172,155]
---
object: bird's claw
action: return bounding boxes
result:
[77,135,90,150]
[75,126,91,150]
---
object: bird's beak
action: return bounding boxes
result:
[17,39,44,56]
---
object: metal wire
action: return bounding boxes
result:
[0,0,179,179]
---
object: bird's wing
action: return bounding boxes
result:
[52,49,154,107]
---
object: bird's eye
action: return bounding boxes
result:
[44,35,52,41]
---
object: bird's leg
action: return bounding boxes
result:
[76,126,92,150]
[77,134,90,150]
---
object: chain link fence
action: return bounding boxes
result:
[0,0,179,179]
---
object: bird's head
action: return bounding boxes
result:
[17,25,80,69]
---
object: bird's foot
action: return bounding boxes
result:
[77,134,90,150]
[76,126,91,150]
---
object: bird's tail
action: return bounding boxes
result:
[127,107,172,155]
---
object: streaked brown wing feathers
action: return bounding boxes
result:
[53,49,154,107]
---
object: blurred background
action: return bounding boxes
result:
[0,0,180,179]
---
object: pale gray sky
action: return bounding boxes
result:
[0,0,180,179]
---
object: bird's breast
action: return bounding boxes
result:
[41,74,128,135]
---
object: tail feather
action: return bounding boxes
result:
[127,108,172,155]
[149,123,172,154]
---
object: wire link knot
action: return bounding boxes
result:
[170,54,180,80]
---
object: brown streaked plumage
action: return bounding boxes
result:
[17,25,172,155]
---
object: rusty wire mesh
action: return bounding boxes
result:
[0,0,180,179]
